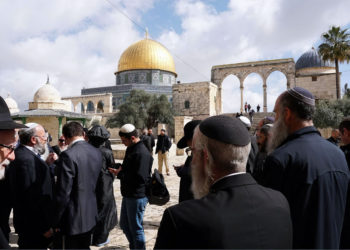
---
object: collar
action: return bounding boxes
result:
[24,145,39,155]
[68,138,85,148]
[209,173,256,193]
[279,126,319,148]
[212,172,245,185]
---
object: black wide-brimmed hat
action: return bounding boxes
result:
[0,96,27,130]
[177,120,201,149]
[88,125,110,140]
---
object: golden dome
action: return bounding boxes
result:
[116,38,176,76]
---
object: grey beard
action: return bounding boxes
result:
[34,139,46,155]
[267,117,289,154]
[191,161,212,199]
[0,159,10,180]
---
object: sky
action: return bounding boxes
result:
[1,0,350,113]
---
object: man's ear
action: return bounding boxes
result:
[284,107,293,124]
[30,136,36,145]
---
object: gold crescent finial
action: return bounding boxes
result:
[145,28,149,39]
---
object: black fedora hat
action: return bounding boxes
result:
[177,120,201,149]
[0,96,27,130]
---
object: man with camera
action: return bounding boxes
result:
[109,124,153,250]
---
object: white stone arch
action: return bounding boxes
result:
[74,102,85,113]
[266,70,288,112]
[97,100,104,113]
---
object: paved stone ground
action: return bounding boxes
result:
[9,144,187,249]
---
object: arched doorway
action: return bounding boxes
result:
[75,102,85,113]
[221,75,241,113]
[266,71,287,111]
[86,101,95,113]
[242,73,263,113]
[97,100,104,113]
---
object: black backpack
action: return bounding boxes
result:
[147,169,170,205]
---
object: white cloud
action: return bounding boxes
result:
[1,0,350,113]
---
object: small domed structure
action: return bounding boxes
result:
[29,77,71,111]
[295,47,335,71]
[33,78,61,102]
[4,94,19,113]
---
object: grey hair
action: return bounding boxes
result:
[19,123,39,145]
[193,127,251,174]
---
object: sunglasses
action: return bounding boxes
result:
[0,143,16,153]
[59,139,65,143]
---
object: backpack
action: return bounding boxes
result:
[147,169,170,205]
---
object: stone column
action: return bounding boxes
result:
[240,82,244,113]
[263,78,267,112]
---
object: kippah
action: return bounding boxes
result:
[120,124,135,133]
[199,115,250,146]
[287,87,315,106]
[238,116,251,128]
[23,123,39,131]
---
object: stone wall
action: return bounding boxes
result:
[174,116,193,156]
[172,81,219,117]
[295,73,337,100]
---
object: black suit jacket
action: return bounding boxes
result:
[7,145,54,234]
[54,140,102,236]
[155,174,292,249]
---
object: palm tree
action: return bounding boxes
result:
[318,26,350,99]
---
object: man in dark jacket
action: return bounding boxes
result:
[327,128,340,146]
[155,115,292,249]
[339,118,350,248]
[8,123,56,249]
[174,120,201,203]
[109,124,153,249]
[262,87,349,249]
[156,129,171,175]
[0,96,27,249]
[148,128,155,153]
[54,122,102,249]
[140,129,152,153]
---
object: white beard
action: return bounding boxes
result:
[191,159,212,199]
[267,115,289,154]
[0,159,10,180]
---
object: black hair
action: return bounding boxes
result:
[280,92,315,120]
[62,122,84,139]
[339,117,350,133]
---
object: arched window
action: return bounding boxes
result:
[97,100,104,113]
[87,101,95,113]
[184,100,190,109]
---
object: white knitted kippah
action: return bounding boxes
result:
[23,122,39,131]
[238,116,251,128]
[120,124,135,133]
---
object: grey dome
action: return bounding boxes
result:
[295,48,335,70]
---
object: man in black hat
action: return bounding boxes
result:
[0,96,27,248]
[155,115,292,249]
[261,87,349,249]
[174,120,201,203]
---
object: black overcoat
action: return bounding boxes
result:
[118,141,153,198]
[155,174,292,249]
[93,146,117,243]
[340,143,350,248]
[262,126,349,249]
[7,145,54,234]
[54,140,102,235]
[175,155,194,202]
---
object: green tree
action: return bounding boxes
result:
[313,100,344,128]
[106,90,173,129]
[318,26,350,99]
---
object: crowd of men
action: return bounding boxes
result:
[1,85,350,249]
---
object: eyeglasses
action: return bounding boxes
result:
[59,139,65,143]
[35,135,48,141]
[0,143,16,152]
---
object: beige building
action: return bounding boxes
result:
[12,78,89,144]
[295,47,337,101]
